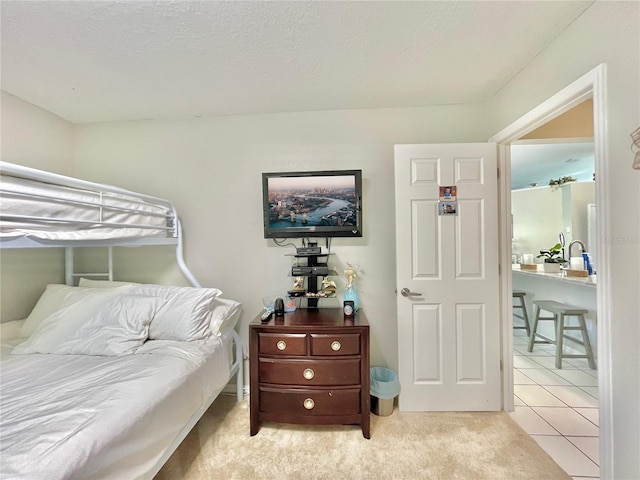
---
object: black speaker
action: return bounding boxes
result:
[343,300,355,316]
[274,298,285,316]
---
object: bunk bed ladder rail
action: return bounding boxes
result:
[64,246,113,286]
[61,219,199,288]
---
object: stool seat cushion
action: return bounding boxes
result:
[532,300,588,315]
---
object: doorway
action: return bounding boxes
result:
[490,64,611,478]
[510,131,598,477]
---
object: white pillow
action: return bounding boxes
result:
[20,284,132,337]
[78,278,140,288]
[21,285,78,337]
[208,297,241,336]
[129,284,222,341]
[17,287,127,349]
[12,293,162,356]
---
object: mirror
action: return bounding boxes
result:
[511,140,595,190]
[511,140,595,263]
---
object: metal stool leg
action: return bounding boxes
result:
[521,300,531,337]
[578,314,596,369]
[527,305,541,352]
[513,293,531,337]
[528,304,560,355]
[556,313,565,369]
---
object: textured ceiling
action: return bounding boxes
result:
[1,1,593,124]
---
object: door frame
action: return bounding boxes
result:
[490,63,612,477]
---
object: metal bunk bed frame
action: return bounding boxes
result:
[0,161,200,287]
[0,161,244,477]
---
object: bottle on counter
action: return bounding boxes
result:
[582,253,593,275]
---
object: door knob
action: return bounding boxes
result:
[400,288,423,297]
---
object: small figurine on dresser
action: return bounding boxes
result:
[291,276,305,292]
[343,262,360,311]
[321,276,337,297]
[344,263,358,288]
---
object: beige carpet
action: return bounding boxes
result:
[155,394,569,480]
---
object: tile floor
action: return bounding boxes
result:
[510,328,600,479]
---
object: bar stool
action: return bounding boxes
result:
[527,300,596,369]
[512,291,531,336]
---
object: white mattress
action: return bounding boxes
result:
[0,175,172,241]
[0,334,231,480]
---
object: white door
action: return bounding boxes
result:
[394,143,501,411]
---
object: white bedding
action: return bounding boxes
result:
[0,334,231,480]
[0,175,173,241]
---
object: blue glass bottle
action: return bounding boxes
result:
[344,284,360,312]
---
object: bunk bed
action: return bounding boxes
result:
[0,161,243,479]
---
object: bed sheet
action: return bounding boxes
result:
[0,335,230,480]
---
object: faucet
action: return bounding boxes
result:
[568,240,586,257]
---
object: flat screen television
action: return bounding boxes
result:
[262,169,362,239]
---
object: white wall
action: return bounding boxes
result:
[1,92,75,174]
[0,92,75,321]
[487,2,640,478]
[73,105,487,370]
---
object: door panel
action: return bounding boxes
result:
[456,304,485,382]
[411,200,440,278]
[456,199,484,277]
[395,143,500,411]
[412,304,442,383]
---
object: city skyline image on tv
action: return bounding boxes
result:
[266,174,357,229]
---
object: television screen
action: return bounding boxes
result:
[262,170,362,238]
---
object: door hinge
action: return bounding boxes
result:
[497,167,500,179]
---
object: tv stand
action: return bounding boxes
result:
[287,252,336,309]
[296,245,321,255]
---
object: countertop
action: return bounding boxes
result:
[512,265,597,287]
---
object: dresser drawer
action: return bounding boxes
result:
[259,333,307,356]
[310,333,360,356]
[259,358,361,386]
[260,387,361,416]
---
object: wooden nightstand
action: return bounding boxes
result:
[249,308,370,438]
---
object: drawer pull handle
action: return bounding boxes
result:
[303,368,315,380]
[276,340,287,351]
[331,341,342,351]
[303,398,315,410]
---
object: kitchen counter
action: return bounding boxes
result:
[511,264,597,356]
[512,265,596,287]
